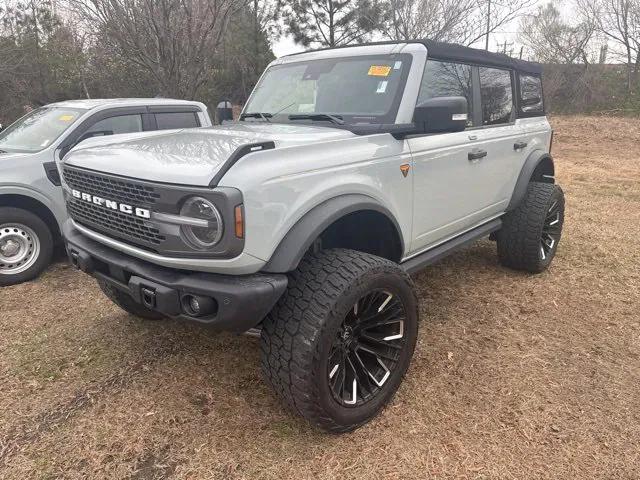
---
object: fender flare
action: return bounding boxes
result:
[261,194,405,273]
[507,150,555,211]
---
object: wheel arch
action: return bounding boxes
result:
[261,194,405,273]
[507,150,555,212]
[0,193,60,240]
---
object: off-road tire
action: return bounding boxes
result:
[0,207,53,287]
[497,182,565,273]
[97,279,165,320]
[260,248,419,432]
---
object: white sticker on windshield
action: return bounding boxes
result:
[40,139,50,147]
[394,61,402,70]
[376,80,388,93]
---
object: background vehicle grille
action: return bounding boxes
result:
[67,201,165,246]
[63,167,161,205]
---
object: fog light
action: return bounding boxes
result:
[181,294,217,317]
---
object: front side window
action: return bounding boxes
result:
[243,54,412,125]
[519,74,544,114]
[0,107,86,153]
[156,112,200,129]
[85,114,143,136]
[479,67,513,125]
[417,60,474,127]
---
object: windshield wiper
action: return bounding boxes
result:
[288,113,345,125]
[240,112,272,122]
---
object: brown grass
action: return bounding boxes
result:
[1,116,639,479]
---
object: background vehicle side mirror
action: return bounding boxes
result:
[216,100,233,124]
[0,123,4,133]
[413,96,468,134]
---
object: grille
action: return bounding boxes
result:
[63,167,161,205]
[68,200,165,246]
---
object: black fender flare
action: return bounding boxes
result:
[261,194,405,273]
[507,150,555,211]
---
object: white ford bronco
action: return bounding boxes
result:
[62,40,564,432]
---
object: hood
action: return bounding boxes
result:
[63,123,355,186]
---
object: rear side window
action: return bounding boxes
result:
[519,74,544,114]
[417,60,473,127]
[479,67,513,125]
[155,112,200,130]
[85,114,143,136]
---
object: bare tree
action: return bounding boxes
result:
[520,2,595,64]
[579,0,640,91]
[68,0,245,99]
[383,0,535,48]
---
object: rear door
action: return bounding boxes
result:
[468,66,527,216]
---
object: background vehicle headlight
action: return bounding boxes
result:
[180,197,223,248]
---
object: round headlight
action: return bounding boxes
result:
[180,197,223,249]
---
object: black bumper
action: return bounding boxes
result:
[64,224,287,332]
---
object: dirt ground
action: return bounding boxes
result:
[0,116,639,479]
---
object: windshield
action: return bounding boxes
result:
[243,54,412,126]
[0,106,86,153]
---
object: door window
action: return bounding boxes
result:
[479,67,513,125]
[155,112,200,129]
[519,74,544,114]
[85,114,143,136]
[417,60,474,127]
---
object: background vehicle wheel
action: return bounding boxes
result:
[260,249,419,432]
[497,182,565,273]
[97,279,165,320]
[0,207,53,287]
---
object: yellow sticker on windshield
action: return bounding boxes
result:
[59,115,75,122]
[368,65,392,77]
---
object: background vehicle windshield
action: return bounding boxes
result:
[243,54,412,125]
[0,106,86,153]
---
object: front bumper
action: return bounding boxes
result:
[64,223,287,332]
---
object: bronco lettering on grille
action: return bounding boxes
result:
[71,189,151,219]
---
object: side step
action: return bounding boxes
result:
[401,219,502,275]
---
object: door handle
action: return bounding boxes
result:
[514,141,528,150]
[468,148,487,161]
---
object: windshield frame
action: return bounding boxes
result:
[0,106,87,154]
[242,53,414,129]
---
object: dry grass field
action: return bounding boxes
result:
[0,116,639,479]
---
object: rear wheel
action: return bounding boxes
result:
[497,182,565,273]
[260,249,418,432]
[0,207,53,287]
[97,279,165,320]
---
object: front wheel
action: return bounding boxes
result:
[0,207,53,287]
[260,249,419,432]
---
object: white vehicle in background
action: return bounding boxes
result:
[0,99,211,286]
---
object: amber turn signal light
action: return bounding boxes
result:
[234,205,244,238]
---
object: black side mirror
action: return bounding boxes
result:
[413,96,468,134]
[216,101,233,124]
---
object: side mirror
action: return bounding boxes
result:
[0,123,4,133]
[216,100,233,124]
[413,96,468,134]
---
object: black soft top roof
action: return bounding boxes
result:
[288,39,543,75]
